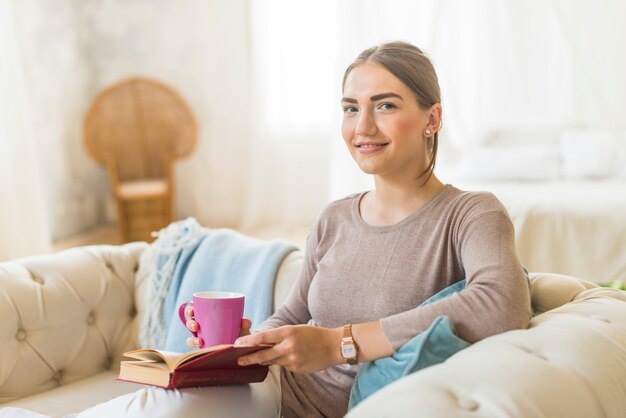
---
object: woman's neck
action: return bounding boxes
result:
[360,174,445,226]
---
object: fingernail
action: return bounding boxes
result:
[234,339,242,346]
[238,359,245,366]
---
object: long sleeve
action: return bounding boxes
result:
[380,209,532,350]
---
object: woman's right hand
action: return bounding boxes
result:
[184,306,252,348]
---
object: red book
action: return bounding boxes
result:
[116,344,271,389]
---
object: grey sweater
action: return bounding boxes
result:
[261,185,532,418]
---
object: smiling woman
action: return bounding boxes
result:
[214,41,529,417]
[341,43,442,184]
[339,44,444,226]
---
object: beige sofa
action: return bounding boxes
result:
[1,242,625,417]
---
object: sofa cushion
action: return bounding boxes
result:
[2,372,138,418]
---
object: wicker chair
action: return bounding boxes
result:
[84,77,197,242]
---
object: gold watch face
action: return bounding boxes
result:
[341,343,357,358]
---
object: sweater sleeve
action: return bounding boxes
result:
[380,209,532,350]
[258,221,320,330]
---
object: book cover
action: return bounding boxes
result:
[117,344,271,389]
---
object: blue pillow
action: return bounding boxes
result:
[348,279,469,409]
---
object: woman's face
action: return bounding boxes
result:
[341,62,435,179]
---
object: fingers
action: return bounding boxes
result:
[241,317,252,330]
[186,336,203,348]
[184,307,197,333]
[235,327,283,347]
[239,318,252,337]
[238,346,283,367]
[186,319,199,332]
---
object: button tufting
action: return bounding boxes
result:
[86,313,95,325]
[15,329,26,341]
[458,398,479,411]
[103,356,113,369]
[52,370,63,383]
[31,275,45,285]
[129,307,137,318]
[133,264,139,273]
[591,316,610,323]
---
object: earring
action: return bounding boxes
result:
[425,129,431,135]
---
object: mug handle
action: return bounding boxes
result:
[178,301,198,338]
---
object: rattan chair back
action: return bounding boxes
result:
[84,77,197,241]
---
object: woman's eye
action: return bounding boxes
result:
[378,102,396,110]
[343,106,358,114]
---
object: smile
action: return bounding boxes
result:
[356,143,388,154]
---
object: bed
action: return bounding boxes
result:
[454,180,626,285]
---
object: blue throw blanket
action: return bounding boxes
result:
[140,218,210,349]
[162,228,298,352]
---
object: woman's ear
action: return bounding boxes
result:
[427,104,442,135]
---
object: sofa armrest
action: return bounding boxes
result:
[529,272,598,315]
[273,250,304,312]
[0,242,147,403]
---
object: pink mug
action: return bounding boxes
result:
[178,291,245,348]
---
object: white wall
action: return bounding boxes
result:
[15,0,251,240]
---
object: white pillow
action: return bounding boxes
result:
[560,129,621,179]
[457,144,561,181]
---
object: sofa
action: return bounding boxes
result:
[1,241,625,417]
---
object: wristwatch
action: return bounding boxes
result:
[340,324,359,365]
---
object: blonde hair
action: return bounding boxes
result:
[343,41,441,181]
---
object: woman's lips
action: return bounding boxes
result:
[356,143,388,154]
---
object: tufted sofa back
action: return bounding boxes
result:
[0,243,147,403]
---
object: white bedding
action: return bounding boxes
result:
[453,180,626,284]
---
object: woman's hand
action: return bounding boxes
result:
[234,325,343,373]
[184,306,252,348]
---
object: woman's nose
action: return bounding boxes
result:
[356,112,377,136]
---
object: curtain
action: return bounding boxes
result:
[241,0,344,231]
[0,0,51,260]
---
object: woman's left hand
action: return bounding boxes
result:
[235,325,343,373]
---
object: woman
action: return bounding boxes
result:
[194,41,531,417]
[80,41,531,418]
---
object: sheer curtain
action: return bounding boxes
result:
[241,0,343,231]
[0,0,51,260]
